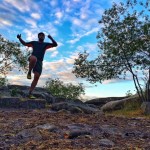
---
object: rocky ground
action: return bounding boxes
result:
[0,108,150,150]
[0,85,150,149]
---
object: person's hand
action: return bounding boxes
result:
[48,35,52,39]
[17,34,21,39]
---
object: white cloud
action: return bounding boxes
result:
[67,27,99,44]
[4,0,30,12]
[95,8,104,16]
[22,22,58,41]
[23,29,37,41]
[85,27,99,35]
[56,70,77,83]
[80,13,87,20]
[43,59,66,71]
[55,11,63,19]
[79,0,91,20]
[38,23,58,37]
[25,19,37,28]
[4,0,40,13]
[51,51,58,57]
[65,43,98,65]
[31,13,41,20]
[72,18,82,26]
[84,19,99,30]
[73,0,81,2]
[65,58,75,65]
[50,0,58,7]
[46,47,57,52]
[65,52,79,65]
[0,18,12,27]
[62,0,72,13]
[7,75,31,86]
[0,2,17,14]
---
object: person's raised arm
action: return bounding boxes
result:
[17,34,27,46]
[48,35,58,47]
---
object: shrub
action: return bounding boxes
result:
[44,78,85,100]
[0,77,8,87]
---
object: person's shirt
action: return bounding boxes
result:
[25,41,54,61]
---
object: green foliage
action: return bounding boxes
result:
[10,87,20,97]
[106,100,144,117]
[73,0,150,102]
[123,100,142,111]
[0,34,29,75]
[0,77,8,87]
[44,78,85,100]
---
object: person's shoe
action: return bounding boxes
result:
[27,72,31,79]
[28,94,36,99]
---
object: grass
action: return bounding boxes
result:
[106,100,150,118]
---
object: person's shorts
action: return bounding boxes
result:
[28,56,43,75]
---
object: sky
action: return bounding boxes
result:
[0,0,141,100]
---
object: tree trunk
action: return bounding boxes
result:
[147,68,150,102]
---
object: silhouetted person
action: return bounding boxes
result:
[17,32,57,98]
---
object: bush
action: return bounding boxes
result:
[44,78,85,100]
[125,90,133,97]
[0,77,8,87]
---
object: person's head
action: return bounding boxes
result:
[38,32,45,42]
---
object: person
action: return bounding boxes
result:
[17,32,58,98]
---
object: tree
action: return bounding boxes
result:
[73,0,150,102]
[44,78,85,100]
[0,34,29,76]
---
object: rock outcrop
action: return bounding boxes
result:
[85,96,128,107]
[0,85,101,114]
[141,102,150,115]
[101,94,141,112]
[0,97,46,109]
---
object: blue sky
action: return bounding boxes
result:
[0,0,139,100]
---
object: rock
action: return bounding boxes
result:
[69,106,84,114]
[122,131,142,138]
[99,139,115,147]
[85,97,127,107]
[101,95,140,112]
[16,128,42,142]
[0,97,46,109]
[54,97,84,104]
[36,123,58,132]
[1,85,54,104]
[31,91,55,104]
[141,102,150,115]
[0,86,11,97]
[101,125,121,136]
[77,104,100,114]
[64,130,91,139]
[0,97,21,108]
[67,123,86,129]
[54,97,68,103]
[21,99,46,109]
[87,104,99,109]
[51,102,100,114]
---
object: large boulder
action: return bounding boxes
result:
[141,102,150,115]
[0,97,21,108]
[85,97,128,107]
[101,95,141,112]
[51,101,100,114]
[0,97,46,109]
[54,97,84,104]
[1,85,55,104]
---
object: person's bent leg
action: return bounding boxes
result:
[27,56,37,79]
[29,72,40,95]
